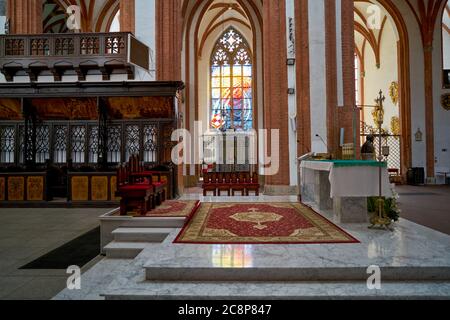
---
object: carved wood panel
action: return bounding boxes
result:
[0,177,5,201]
[91,176,108,201]
[7,177,25,201]
[27,176,44,201]
[71,176,89,201]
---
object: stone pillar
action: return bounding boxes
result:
[336,0,358,154]
[120,0,135,34]
[295,0,311,157]
[307,0,328,154]
[263,0,291,194]
[155,0,182,81]
[7,0,42,34]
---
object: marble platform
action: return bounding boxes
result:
[54,204,450,300]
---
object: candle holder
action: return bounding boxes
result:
[369,91,393,231]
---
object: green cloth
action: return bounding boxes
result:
[316,160,387,168]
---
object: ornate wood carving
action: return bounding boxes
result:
[91,176,108,201]
[31,98,98,120]
[107,97,173,119]
[7,176,25,201]
[71,176,89,201]
[27,176,44,201]
[0,177,5,201]
[0,98,22,120]
[110,176,120,201]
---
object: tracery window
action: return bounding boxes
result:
[71,126,86,163]
[210,27,253,131]
[0,126,15,164]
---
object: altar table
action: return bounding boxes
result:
[299,160,392,223]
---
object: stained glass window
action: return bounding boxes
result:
[211,27,253,131]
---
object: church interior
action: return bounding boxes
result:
[0,0,449,301]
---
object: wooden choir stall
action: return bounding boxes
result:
[0,81,184,207]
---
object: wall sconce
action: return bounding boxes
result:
[415,128,423,142]
[287,88,295,95]
[286,58,296,66]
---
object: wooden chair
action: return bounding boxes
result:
[245,172,260,196]
[231,172,246,196]
[203,172,217,196]
[217,173,231,196]
[115,163,155,216]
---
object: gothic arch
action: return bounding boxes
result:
[354,0,412,173]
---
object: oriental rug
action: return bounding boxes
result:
[118,200,200,218]
[174,203,359,244]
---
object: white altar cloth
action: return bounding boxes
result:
[300,160,392,198]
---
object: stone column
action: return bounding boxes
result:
[263,0,291,194]
[7,0,42,34]
[120,0,135,34]
[336,0,358,154]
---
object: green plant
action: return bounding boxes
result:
[368,192,401,223]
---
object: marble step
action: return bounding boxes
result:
[112,228,173,243]
[121,217,186,228]
[145,265,450,282]
[104,241,148,259]
[102,280,450,300]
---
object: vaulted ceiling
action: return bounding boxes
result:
[43,0,119,33]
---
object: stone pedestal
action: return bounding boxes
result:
[333,197,369,223]
[315,171,333,210]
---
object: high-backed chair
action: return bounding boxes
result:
[203,172,217,196]
[115,162,154,216]
[231,172,246,196]
[217,172,231,196]
[245,172,260,196]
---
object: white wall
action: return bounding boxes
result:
[363,20,399,131]
[308,0,328,153]
[386,0,427,171]
[432,2,450,182]
[134,0,156,81]
[443,4,450,70]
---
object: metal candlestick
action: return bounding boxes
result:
[369,90,392,230]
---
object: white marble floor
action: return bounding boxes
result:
[54,195,450,300]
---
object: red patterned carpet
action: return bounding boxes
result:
[175,203,359,244]
[116,200,200,218]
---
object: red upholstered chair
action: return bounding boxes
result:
[116,162,155,216]
[245,172,260,196]
[231,172,246,196]
[203,172,217,196]
[217,173,231,196]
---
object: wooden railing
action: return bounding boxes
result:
[0,32,149,81]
